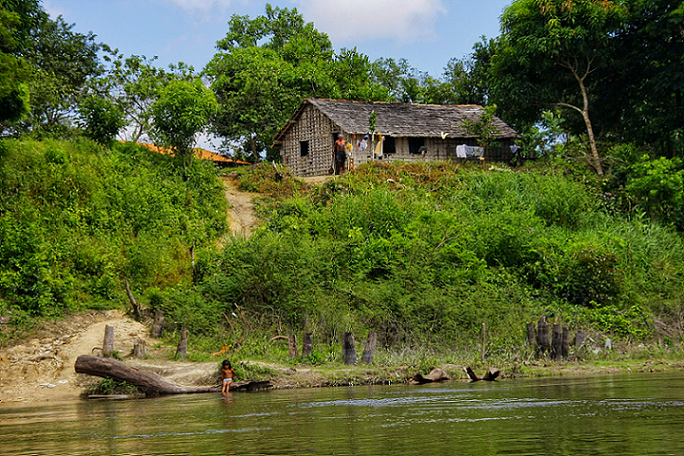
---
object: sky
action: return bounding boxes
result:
[43,0,513,79]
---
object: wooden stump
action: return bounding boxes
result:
[302,333,313,358]
[176,327,187,360]
[132,338,147,358]
[103,325,115,357]
[343,332,357,365]
[288,334,299,360]
[480,323,486,363]
[125,280,142,321]
[551,323,562,361]
[561,327,570,360]
[526,322,536,349]
[151,310,164,338]
[575,330,586,360]
[536,316,550,357]
[361,331,377,365]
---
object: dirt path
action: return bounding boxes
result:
[221,176,258,237]
[0,310,151,403]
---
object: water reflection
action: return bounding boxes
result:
[1,372,683,455]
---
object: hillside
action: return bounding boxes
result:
[2,143,683,364]
[0,138,227,329]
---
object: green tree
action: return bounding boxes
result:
[0,0,46,128]
[205,4,387,162]
[151,78,218,170]
[77,95,125,145]
[21,15,101,137]
[461,104,501,151]
[489,0,628,176]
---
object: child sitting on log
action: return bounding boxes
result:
[221,359,236,396]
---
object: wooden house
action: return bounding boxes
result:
[273,98,520,177]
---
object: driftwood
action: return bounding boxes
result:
[74,355,272,396]
[465,367,500,382]
[411,367,449,384]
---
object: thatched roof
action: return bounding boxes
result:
[273,99,519,143]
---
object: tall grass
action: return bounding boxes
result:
[0,138,227,318]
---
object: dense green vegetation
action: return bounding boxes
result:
[177,161,681,358]
[0,139,227,321]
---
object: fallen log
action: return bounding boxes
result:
[411,367,449,384]
[75,355,272,396]
[465,367,500,382]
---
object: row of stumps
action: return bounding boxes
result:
[284,331,378,365]
[527,316,586,360]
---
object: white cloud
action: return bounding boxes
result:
[42,0,65,19]
[293,0,446,43]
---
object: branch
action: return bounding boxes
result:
[556,102,584,115]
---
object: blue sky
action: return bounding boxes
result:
[44,0,512,78]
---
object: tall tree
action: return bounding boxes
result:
[0,0,46,128]
[205,4,386,162]
[489,0,628,176]
[21,14,101,137]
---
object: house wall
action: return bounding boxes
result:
[280,104,338,177]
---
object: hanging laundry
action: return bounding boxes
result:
[456,144,467,158]
[375,133,384,157]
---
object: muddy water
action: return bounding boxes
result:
[1,372,683,456]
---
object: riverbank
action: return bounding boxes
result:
[1,310,683,403]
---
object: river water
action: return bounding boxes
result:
[1,372,683,456]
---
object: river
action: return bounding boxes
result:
[1,372,683,455]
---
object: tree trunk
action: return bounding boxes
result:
[343,332,357,365]
[536,316,550,357]
[176,327,187,359]
[526,322,537,349]
[562,327,570,360]
[132,338,147,358]
[302,333,313,358]
[125,280,142,321]
[480,322,486,363]
[551,323,562,361]
[361,331,377,365]
[288,334,299,360]
[103,325,115,357]
[151,310,164,338]
[74,355,271,395]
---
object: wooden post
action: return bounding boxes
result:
[151,310,164,338]
[536,316,550,357]
[132,338,147,358]
[343,332,357,365]
[575,330,586,360]
[561,327,570,360]
[125,280,142,321]
[302,333,313,358]
[551,323,562,360]
[176,327,187,359]
[103,325,115,357]
[480,323,486,363]
[288,334,299,360]
[361,331,377,365]
[526,322,537,349]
